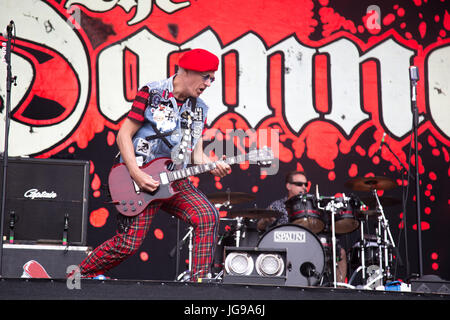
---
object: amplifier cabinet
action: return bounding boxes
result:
[1,157,90,245]
[1,243,91,279]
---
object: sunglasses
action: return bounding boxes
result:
[290,181,308,187]
[201,74,215,83]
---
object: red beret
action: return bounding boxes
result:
[178,49,219,72]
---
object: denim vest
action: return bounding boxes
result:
[131,75,209,167]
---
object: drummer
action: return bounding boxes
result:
[256,170,348,283]
[256,170,308,231]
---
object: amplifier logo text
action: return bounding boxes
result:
[24,189,57,200]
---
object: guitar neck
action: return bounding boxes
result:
[166,153,248,183]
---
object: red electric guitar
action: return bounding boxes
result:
[108,147,274,217]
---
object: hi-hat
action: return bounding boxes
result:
[226,208,281,219]
[344,176,397,191]
[207,191,255,204]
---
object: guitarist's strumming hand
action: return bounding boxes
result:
[131,168,160,193]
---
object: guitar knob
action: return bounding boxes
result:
[138,201,143,206]
[129,200,134,205]
[121,200,126,205]
[131,207,136,212]
[123,207,128,212]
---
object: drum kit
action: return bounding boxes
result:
[176,176,401,290]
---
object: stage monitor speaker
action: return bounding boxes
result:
[1,157,89,245]
[222,246,287,285]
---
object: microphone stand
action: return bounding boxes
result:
[410,66,423,278]
[0,21,15,278]
[377,138,410,277]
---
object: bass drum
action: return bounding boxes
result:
[257,224,325,287]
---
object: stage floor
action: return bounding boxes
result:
[1,277,449,301]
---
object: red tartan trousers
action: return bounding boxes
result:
[78,179,219,281]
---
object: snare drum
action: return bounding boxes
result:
[257,224,325,286]
[285,194,325,234]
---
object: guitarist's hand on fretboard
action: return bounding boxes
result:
[210,156,231,178]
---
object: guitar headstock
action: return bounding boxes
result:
[248,146,274,167]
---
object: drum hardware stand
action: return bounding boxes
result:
[351,190,395,289]
[359,218,367,281]
[175,226,194,281]
[318,194,347,288]
[235,217,243,247]
[373,189,395,282]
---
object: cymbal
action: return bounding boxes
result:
[357,209,381,218]
[226,208,281,219]
[207,191,256,205]
[359,196,401,208]
[344,176,397,191]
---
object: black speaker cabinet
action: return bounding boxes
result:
[1,243,91,278]
[1,157,89,245]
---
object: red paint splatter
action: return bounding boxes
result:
[424,207,431,215]
[442,147,449,162]
[355,145,366,157]
[90,208,109,228]
[107,131,116,146]
[154,228,164,240]
[89,160,95,174]
[419,21,427,38]
[93,190,101,198]
[428,135,437,147]
[348,163,358,177]
[319,7,357,37]
[431,252,439,260]
[252,185,259,193]
[413,221,430,230]
[372,156,380,165]
[304,122,343,170]
[328,171,336,181]
[429,171,437,180]
[215,182,223,190]
[432,149,440,156]
[383,13,396,26]
[91,173,101,190]
[432,263,439,271]
[140,251,149,262]
[443,10,450,30]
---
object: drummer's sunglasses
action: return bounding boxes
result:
[290,181,308,187]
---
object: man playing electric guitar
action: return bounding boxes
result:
[76,49,231,281]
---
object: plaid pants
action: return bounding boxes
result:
[78,179,219,281]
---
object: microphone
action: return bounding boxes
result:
[409,66,419,82]
[4,20,14,38]
[300,262,321,279]
[376,132,386,155]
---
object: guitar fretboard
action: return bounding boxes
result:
[167,153,249,182]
